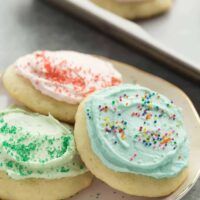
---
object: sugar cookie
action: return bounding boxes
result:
[0,107,93,200]
[3,51,122,123]
[91,0,172,19]
[74,84,188,197]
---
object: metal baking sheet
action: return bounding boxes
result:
[46,0,200,81]
[138,0,200,71]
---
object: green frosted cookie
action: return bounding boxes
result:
[0,107,92,200]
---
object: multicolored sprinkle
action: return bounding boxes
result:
[85,84,188,178]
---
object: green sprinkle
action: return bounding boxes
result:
[47,136,71,159]
[48,139,54,145]
[60,167,70,173]
[6,161,13,168]
[3,141,37,162]
[0,110,83,179]
[0,123,18,135]
[80,165,84,170]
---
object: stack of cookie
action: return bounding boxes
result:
[1,50,188,200]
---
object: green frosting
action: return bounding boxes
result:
[0,108,87,180]
[85,84,189,179]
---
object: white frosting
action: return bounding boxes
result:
[15,51,122,104]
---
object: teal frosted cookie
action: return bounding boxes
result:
[0,108,93,200]
[74,84,189,197]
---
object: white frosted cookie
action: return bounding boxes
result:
[0,107,93,200]
[74,84,189,197]
[3,51,122,123]
[91,0,172,19]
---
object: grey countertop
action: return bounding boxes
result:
[0,0,199,199]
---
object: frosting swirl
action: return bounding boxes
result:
[15,51,122,104]
[85,84,189,179]
[0,107,87,180]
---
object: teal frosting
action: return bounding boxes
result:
[85,84,189,179]
[0,107,87,180]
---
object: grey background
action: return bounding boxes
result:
[0,0,199,199]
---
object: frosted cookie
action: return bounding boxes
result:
[91,0,172,19]
[0,107,93,200]
[74,84,189,197]
[2,51,122,123]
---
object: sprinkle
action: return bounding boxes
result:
[129,153,137,161]
[90,88,179,165]
[146,114,152,120]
